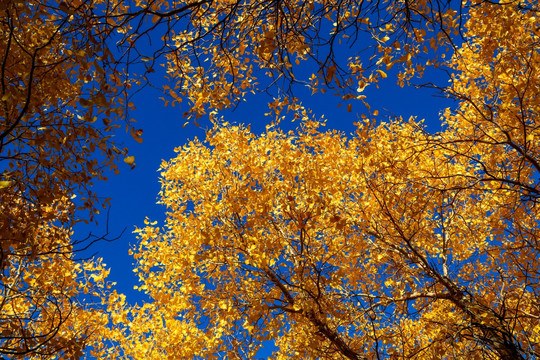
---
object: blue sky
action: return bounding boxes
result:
[73,56,454,305]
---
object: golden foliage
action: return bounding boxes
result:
[2,0,540,358]
[0,0,132,357]
[112,0,468,120]
[126,113,538,358]
[123,1,540,359]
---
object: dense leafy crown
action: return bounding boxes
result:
[1,0,539,358]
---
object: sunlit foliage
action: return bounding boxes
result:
[125,1,540,359]
[0,0,133,356]
[109,0,467,119]
[2,0,540,358]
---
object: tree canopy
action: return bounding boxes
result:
[0,0,132,356]
[124,1,540,359]
[1,0,539,358]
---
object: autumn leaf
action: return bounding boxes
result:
[124,156,135,166]
[79,98,92,107]
[131,128,143,143]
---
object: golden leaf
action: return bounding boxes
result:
[124,156,135,166]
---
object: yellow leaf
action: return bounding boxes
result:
[93,93,108,107]
[58,2,75,14]
[0,180,12,189]
[326,66,336,82]
[131,128,143,143]
[79,98,92,107]
[124,156,135,166]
